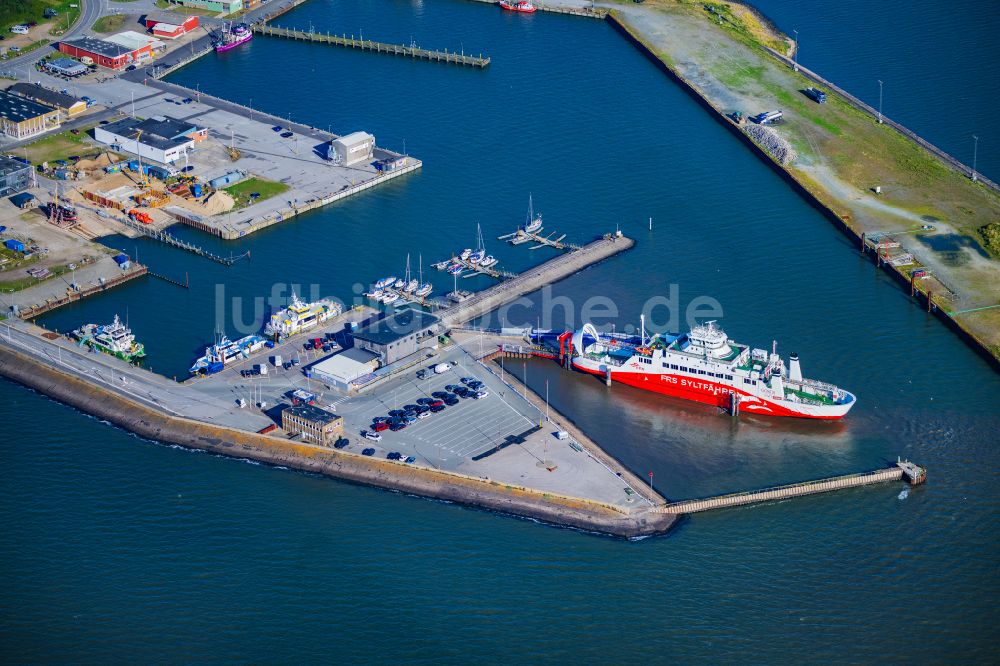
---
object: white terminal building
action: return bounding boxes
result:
[94,115,207,164]
[328,131,374,166]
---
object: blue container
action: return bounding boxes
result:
[205,361,225,374]
[128,160,140,171]
[191,183,203,197]
[264,340,275,348]
[5,239,25,252]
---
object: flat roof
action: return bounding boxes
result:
[62,36,135,58]
[0,90,56,123]
[0,156,33,175]
[7,82,82,110]
[283,404,341,425]
[100,116,198,152]
[105,31,163,50]
[46,58,88,74]
[145,12,190,24]
[334,131,374,147]
[352,308,439,346]
[312,349,376,383]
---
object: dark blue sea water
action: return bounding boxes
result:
[3,0,998,660]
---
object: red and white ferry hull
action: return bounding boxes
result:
[499,1,538,13]
[571,358,854,420]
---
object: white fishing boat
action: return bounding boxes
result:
[189,333,265,374]
[405,280,419,292]
[376,276,396,289]
[479,255,498,268]
[415,283,433,297]
[460,249,472,261]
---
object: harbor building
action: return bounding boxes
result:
[281,404,343,446]
[43,58,89,78]
[0,156,33,197]
[58,36,152,70]
[6,83,87,119]
[105,31,166,56]
[329,131,375,166]
[310,347,380,389]
[0,90,60,139]
[144,13,199,39]
[351,309,440,365]
[164,0,244,15]
[95,116,207,165]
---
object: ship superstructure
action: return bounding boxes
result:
[264,292,341,338]
[73,315,146,363]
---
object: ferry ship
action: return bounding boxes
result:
[264,292,342,338]
[189,333,266,374]
[73,315,146,363]
[214,23,252,52]
[500,0,537,13]
[570,318,856,420]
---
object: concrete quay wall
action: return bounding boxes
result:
[0,345,673,539]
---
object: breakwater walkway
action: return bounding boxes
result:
[658,460,925,515]
[253,25,491,68]
[441,232,634,326]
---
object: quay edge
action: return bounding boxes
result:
[0,345,676,539]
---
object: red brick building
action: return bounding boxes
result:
[58,37,151,70]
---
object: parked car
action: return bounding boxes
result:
[372,416,391,424]
[387,452,402,461]
[429,404,446,413]
[454,387,471,398]
[445,384,463,392]
[389,409,408,418]
[363,430,382,442]
[125,64,136,71]
[389,421,407,431]
[404,456,416,464]
[474,390,490,399]
[431,391,450,400]
[444,396,460,406]
[428,399,444,408]
[272,125,283,132]
[333,438,350,449]
[372,422,390,432]
[280,131,293,138]
[416,397,435,405]
[362,447,375,456]
[460,377,477,385]
[182,97,193,104]
[416,412,430,420]
[69,128,80,135]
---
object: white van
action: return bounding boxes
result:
[433,362,451,374]
[11,25,29,35]
[256,363,268,376]
[272,354,282,367]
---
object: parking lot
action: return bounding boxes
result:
[344,360,539,463]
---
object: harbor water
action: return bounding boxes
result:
[3,0,998,660]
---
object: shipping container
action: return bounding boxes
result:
[5,239,25,252]
[205,361,225,374]
[190,183,203,197]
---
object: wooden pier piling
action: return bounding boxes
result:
[252,25,491,68]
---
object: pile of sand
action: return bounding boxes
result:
[200,191,235,215]
[74,153,118,172]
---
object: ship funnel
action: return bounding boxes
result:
[789,353,802,381]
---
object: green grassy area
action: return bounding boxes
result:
[979,223,1000,257]
[0,245,71,292]
[0,38,50,60]
[92,13,128,33]
[224,177,291,209]
[20,125,102,166]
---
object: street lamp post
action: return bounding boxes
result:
[792,29,798,72]
[972,134,979,183]
[877,80,884,124]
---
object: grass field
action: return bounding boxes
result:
[92,14,127,33]
[224,177,291,209]
[20,126,107,166]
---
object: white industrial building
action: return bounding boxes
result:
[94,116,206,165]
[105,31,166,55]
[328,131,374,166]
[310,347,379,389]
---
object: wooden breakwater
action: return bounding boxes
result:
[659,461,924,515]
[0,344,674,539]
[441,232,634,326]
[16,264,148,320]
[253,25,490,68]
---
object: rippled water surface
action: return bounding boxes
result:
[4,0,998,661]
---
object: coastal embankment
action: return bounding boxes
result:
[0,344,674,538]
[528,0,1000,369]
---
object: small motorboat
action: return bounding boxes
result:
[479,255,498,268]
[500,0,537,13]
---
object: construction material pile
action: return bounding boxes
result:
[200,191,236,215]
[744,124,797,165]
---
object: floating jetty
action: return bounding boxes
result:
[442,231,634,326]
[253,25,491,68]
[499,228,581,251]
[433,255,516,280]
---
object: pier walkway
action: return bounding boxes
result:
[253,25,491,68]
[659,460,925,515]
[440,232,634,326]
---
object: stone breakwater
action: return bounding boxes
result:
[0,345,675,539]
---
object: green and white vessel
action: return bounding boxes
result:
[73,315,146,363]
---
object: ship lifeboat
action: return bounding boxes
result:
[500,0,537,13]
